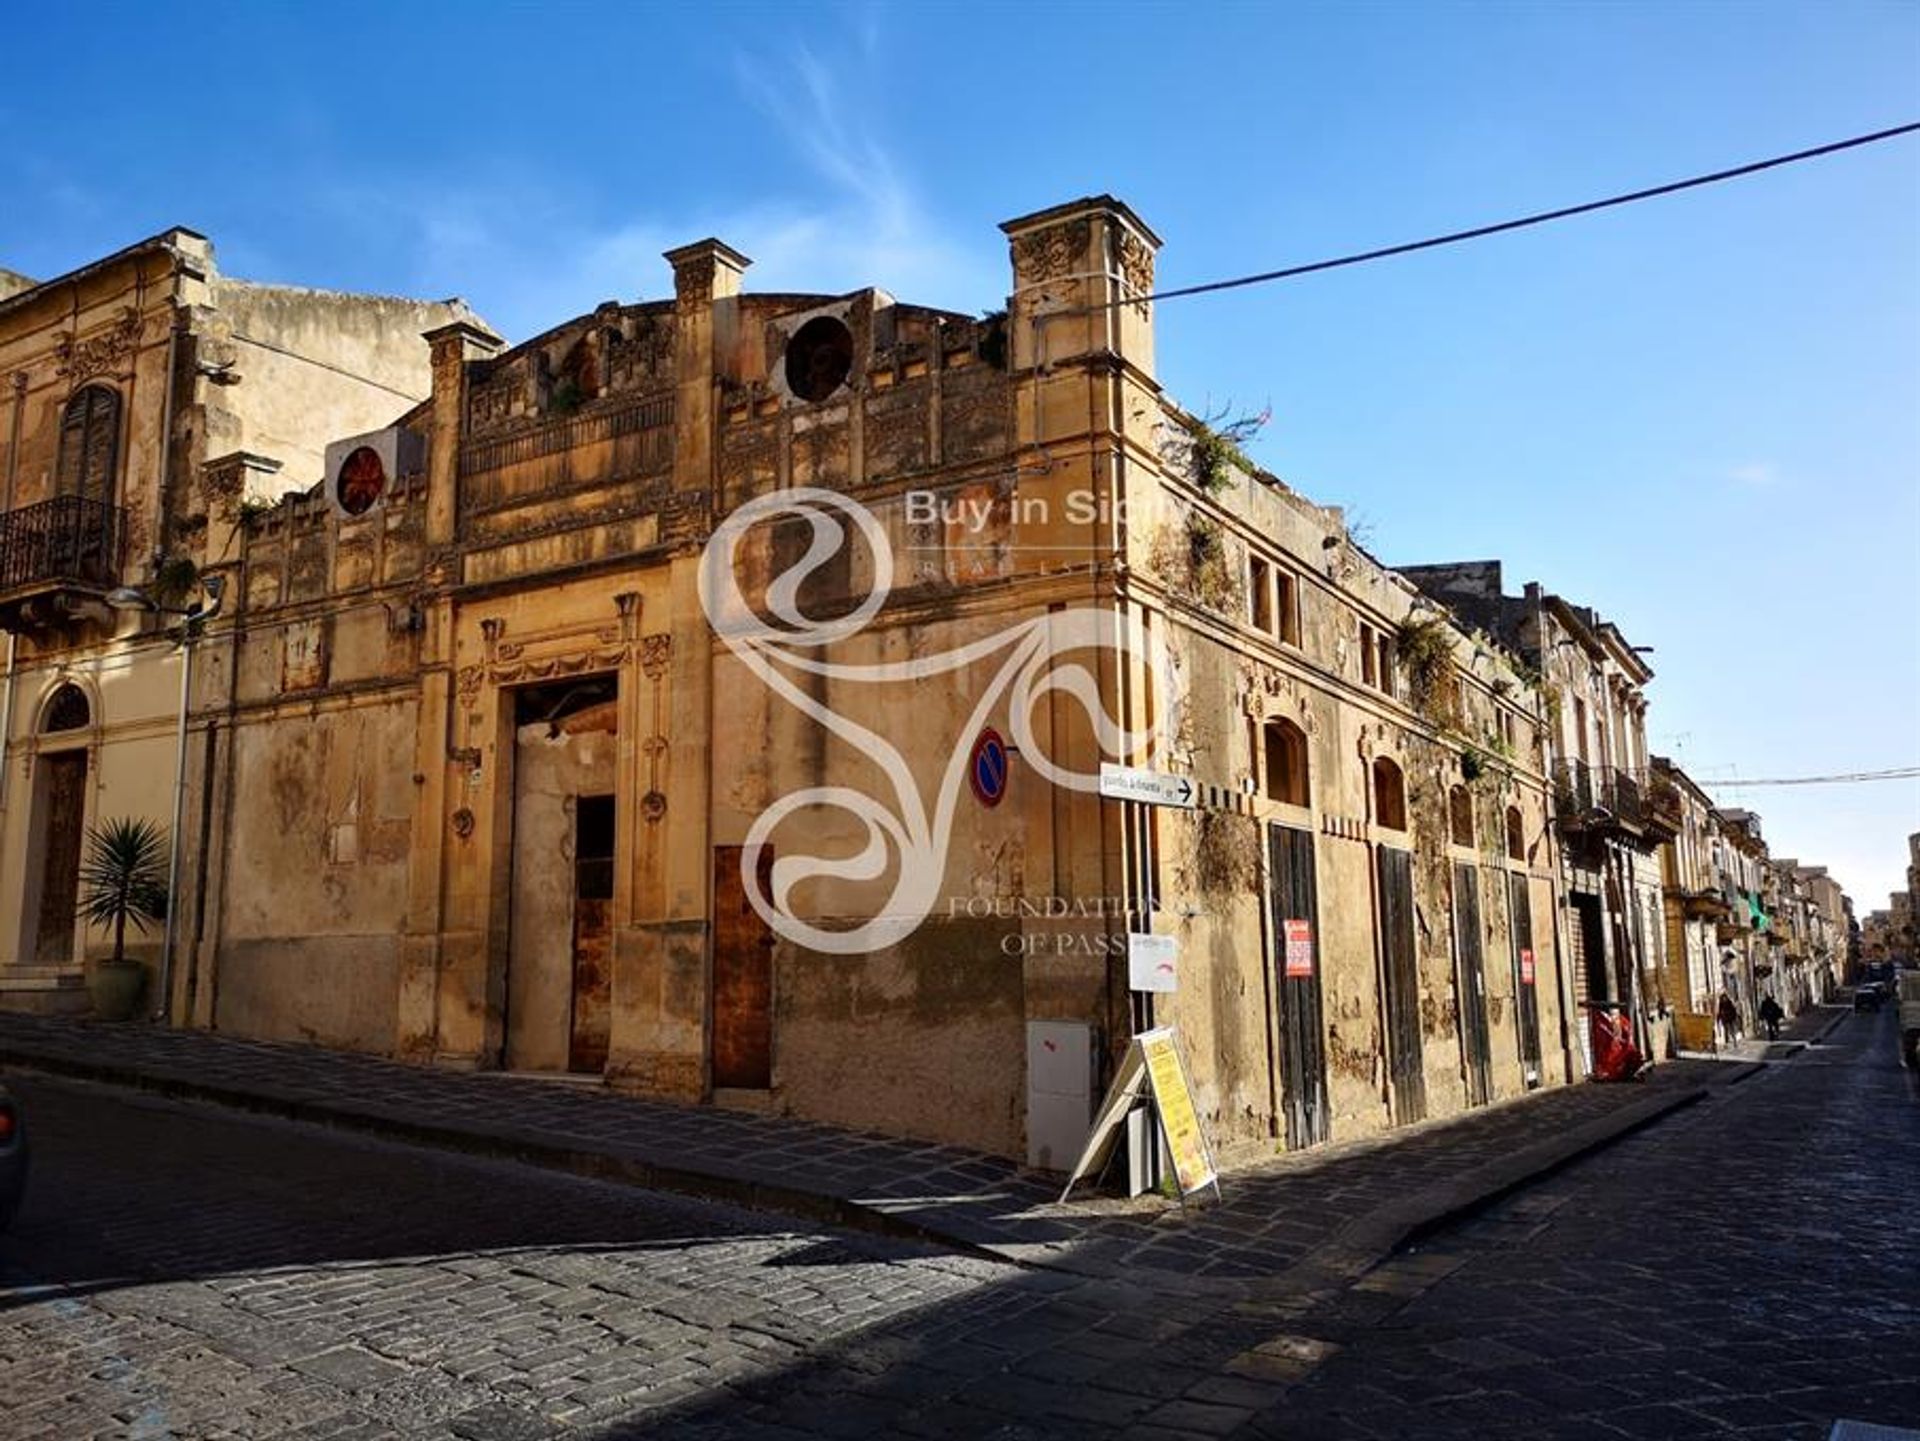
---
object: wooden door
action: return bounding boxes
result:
[1507,871,1543,1082]
[1268,824,1329,1148]
[1376,846,1426,1123]
[568,795,615,1074]
[1453,862,1493,1107]
[34,752,88,964]
[712,845,774,1089]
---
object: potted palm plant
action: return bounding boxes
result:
[78,817,170,1022]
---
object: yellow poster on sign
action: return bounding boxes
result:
[1141,1029,1217,1197]
[1057,1025,1220,1204]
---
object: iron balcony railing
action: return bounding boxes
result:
[1551,760,1648,833]
[0,496,127,593]
[1552,758,1594,816]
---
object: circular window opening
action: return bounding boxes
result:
[784,316,854,403]
[336,446,388,516]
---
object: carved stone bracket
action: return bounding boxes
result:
[1115,228,1155,314]
[640,632,671,680]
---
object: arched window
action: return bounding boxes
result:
[55,385,122,502]
[1505,806,1526,863]
[42,684,90,734]
[1263,718,1309,807]
[1448,786,1474,848]
[1372,757,1406,831]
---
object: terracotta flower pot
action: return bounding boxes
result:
[87,958,147,1022]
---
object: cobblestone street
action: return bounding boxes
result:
[2,1005,1914,1440]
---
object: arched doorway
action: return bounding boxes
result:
[23,684,93,965]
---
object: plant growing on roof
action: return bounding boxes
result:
[1181,405,1269,494]
[976,309,1008,369]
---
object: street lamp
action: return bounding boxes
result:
[108,573,226,1023]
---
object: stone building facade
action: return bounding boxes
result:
[0,229,475,1013]
[53,197,1578,1167]
[1399,564,1678,1070]
[1651,756,1731,1049]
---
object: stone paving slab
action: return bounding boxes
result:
[0,1009,1820,1299]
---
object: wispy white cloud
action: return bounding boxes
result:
[300,20,997,343]
[1725,461,1780,490]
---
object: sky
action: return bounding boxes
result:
[3,1,1916,907]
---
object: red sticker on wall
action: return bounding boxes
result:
[1520,949,1536,985]
[1284,919,1314,978]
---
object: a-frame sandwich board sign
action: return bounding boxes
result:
[1058,1026,1220,1204]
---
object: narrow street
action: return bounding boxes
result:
[1252,1005,1920,1439]
[2,1006,1915,1440]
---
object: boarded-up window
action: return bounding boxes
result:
[1250,557,1272,633]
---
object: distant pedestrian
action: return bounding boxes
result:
[1716,992,1741,1048]
[1759,993,1784,1041]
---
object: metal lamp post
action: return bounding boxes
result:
[107,573,226,1023]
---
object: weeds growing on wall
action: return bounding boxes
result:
[1194,809,1260,896]
[1149,512,1245,617]
[151,554,201,610]
[1396,614,1462,727]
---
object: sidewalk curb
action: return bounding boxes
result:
[0,1045,1025,1270]
[1,1041,1713,1298]
[1276,1082,1710,1297]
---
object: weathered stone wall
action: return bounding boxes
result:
[200,281,472,499]
[212,697,417,1050]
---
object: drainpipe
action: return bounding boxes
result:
[155,272,184,568]
[0,371,25,830]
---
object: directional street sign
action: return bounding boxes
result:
[1097,762,1196,809]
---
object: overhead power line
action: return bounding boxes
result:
[1704,766,1920,789]
[1093,122,1920,311]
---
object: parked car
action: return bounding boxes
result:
[1853,982,1885,1011]
[0,1084,24,1231]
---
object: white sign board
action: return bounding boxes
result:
[1127,933,1179,993]
[1098,762,1196,809]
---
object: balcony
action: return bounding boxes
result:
[0,496,128,634]
[1670,885,1734,921]
[1552,760,1659,846]
[1643,773,1683,842]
